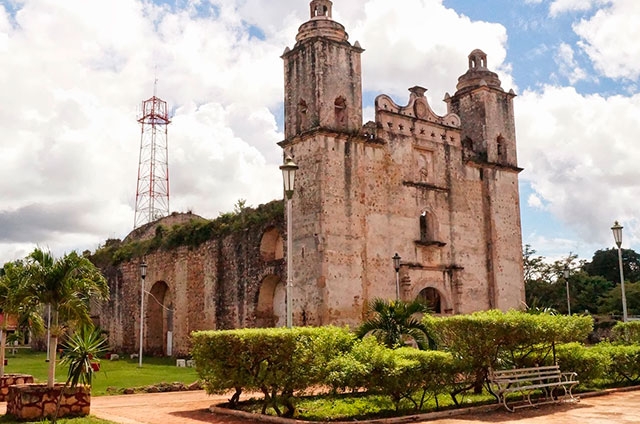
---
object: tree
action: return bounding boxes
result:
[584,248,640,284]
[0,260,44,377]
[599,282,640,317]
[22,248,109,388]
[524,247,582,313]
[356,299,434,350]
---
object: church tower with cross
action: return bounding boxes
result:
[279,1,524,326]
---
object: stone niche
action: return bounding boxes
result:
[0,374,34,401]
[6,383,90,420]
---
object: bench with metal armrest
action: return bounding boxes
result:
[488,364,579,412]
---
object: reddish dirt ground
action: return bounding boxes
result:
[3,388,640,423]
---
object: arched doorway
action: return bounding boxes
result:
[417,287,442,314]
[146,281,172,356]
[255,274,286,327]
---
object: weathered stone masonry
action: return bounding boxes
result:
[93,206,285,357]
[94,0,525,356]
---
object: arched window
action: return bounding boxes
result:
[420,212,428,242]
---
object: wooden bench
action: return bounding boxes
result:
[488,365,579,412]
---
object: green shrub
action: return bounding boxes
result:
[191,326,355,417]
[326,336,455,412]
[424,310,593,394]
[593,343,640,384]
[610,321,640,344]
[525,342,610,386]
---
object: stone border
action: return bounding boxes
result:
[0,374,34,402]
[6,383,90,420]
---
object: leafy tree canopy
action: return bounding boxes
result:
[583,248,640,284]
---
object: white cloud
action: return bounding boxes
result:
[517,85,640,248]
[347,0,513,114]
[554,42,588,84]
[574,0,640,80]
[549,0,609,17]
[0,0,286,263]
[0,0,517,264]
[527,194,545,209]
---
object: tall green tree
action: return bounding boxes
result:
[524,246,582,313]
[583,248,640,284]
[356,299,433,350]
[22,248,109,388]
[599,282,640,316]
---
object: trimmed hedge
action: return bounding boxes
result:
[423,310,593,395]
[191,326,355,417]
[610,321,640,344]
[191,312,623,418]
[325,336,456,411]
[592,343,640,384]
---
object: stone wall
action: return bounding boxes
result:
[7,384,90,420]
[0,374,34,401]
[92,202,285,356]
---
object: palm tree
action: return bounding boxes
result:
[356,298,434,350]
[0,260,44,377]
[22,248,109,388]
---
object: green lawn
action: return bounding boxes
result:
[3,349,199,396]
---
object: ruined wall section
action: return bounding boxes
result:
[94,207,285,356]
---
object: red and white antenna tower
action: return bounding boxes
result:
[133,83,171,229]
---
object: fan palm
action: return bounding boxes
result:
[356,298,434,350]
[22,248,109,388]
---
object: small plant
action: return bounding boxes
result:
[60,325,108,387]
[356,299,434,350]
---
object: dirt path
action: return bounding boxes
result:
[90,391,258,424]
[4,388,640,423]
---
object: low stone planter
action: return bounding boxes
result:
[6,383,90,420]
[0,374,34,401]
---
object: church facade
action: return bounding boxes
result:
[280,0,524,325]
[93,0,524,356]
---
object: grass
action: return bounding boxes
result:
[1,349,200,423]
[234,390,495,421]
[3,349,199,396]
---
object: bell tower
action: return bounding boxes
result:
[282,0,364,138]
[446,49,518,168]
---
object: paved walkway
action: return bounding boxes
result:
[3,388,640,423]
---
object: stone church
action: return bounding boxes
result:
[93,0,524,356]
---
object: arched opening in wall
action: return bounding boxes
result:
[256,274,286,327]
[147,281,171,356]
[260,227,284,261]
[334,96,347,128]
[417,287,442,314]
[419,211,436,243]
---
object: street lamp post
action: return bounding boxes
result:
[563,265,571,315]
[139,260,147,367]
[280,156,298,328]
[611,221,628,322]
[392,253,401,300]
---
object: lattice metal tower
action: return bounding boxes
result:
[133,92,171,229]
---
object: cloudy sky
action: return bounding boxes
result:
[0,0,638,265]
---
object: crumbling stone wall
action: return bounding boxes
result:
[92,203,285,357]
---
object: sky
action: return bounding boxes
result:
[0,0,639,265]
